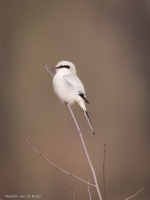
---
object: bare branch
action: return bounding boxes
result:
[103,143,106,200]
[87,179,92,200]
[24,139,96,188]
[125,187,145,200]
[67,104,102,200]
[70,182,76,200]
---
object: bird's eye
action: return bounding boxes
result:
[63,65,70,69]
[57,65,70,69]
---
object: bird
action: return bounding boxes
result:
[52,61,95,135]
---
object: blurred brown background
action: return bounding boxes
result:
[0,0,150,200]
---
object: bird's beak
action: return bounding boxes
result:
[52,67,56,71]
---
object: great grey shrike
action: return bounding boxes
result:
[53,61,95,135]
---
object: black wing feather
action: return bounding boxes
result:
[78,93,89,104]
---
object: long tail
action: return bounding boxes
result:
[84,110,95,135]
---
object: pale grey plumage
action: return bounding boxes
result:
[53,61,95,135]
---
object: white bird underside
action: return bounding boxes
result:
[53,61,95,135]
[54,74,85,107]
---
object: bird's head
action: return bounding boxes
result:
[53,61,76,75]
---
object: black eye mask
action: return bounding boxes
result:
[56,65,70,69]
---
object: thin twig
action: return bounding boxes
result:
[43,64,54,77]
[67,104,102,200]
[125,187,145,200]
[87,179,92,200]
[103,143,106,200]
[70,182,76,200]
[24,139,96,187]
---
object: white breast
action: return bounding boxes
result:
[53,74,77,105]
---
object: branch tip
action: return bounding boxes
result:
[125,187,145,200]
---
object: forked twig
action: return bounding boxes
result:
[125,187,145,200]
[24,139,95,187]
